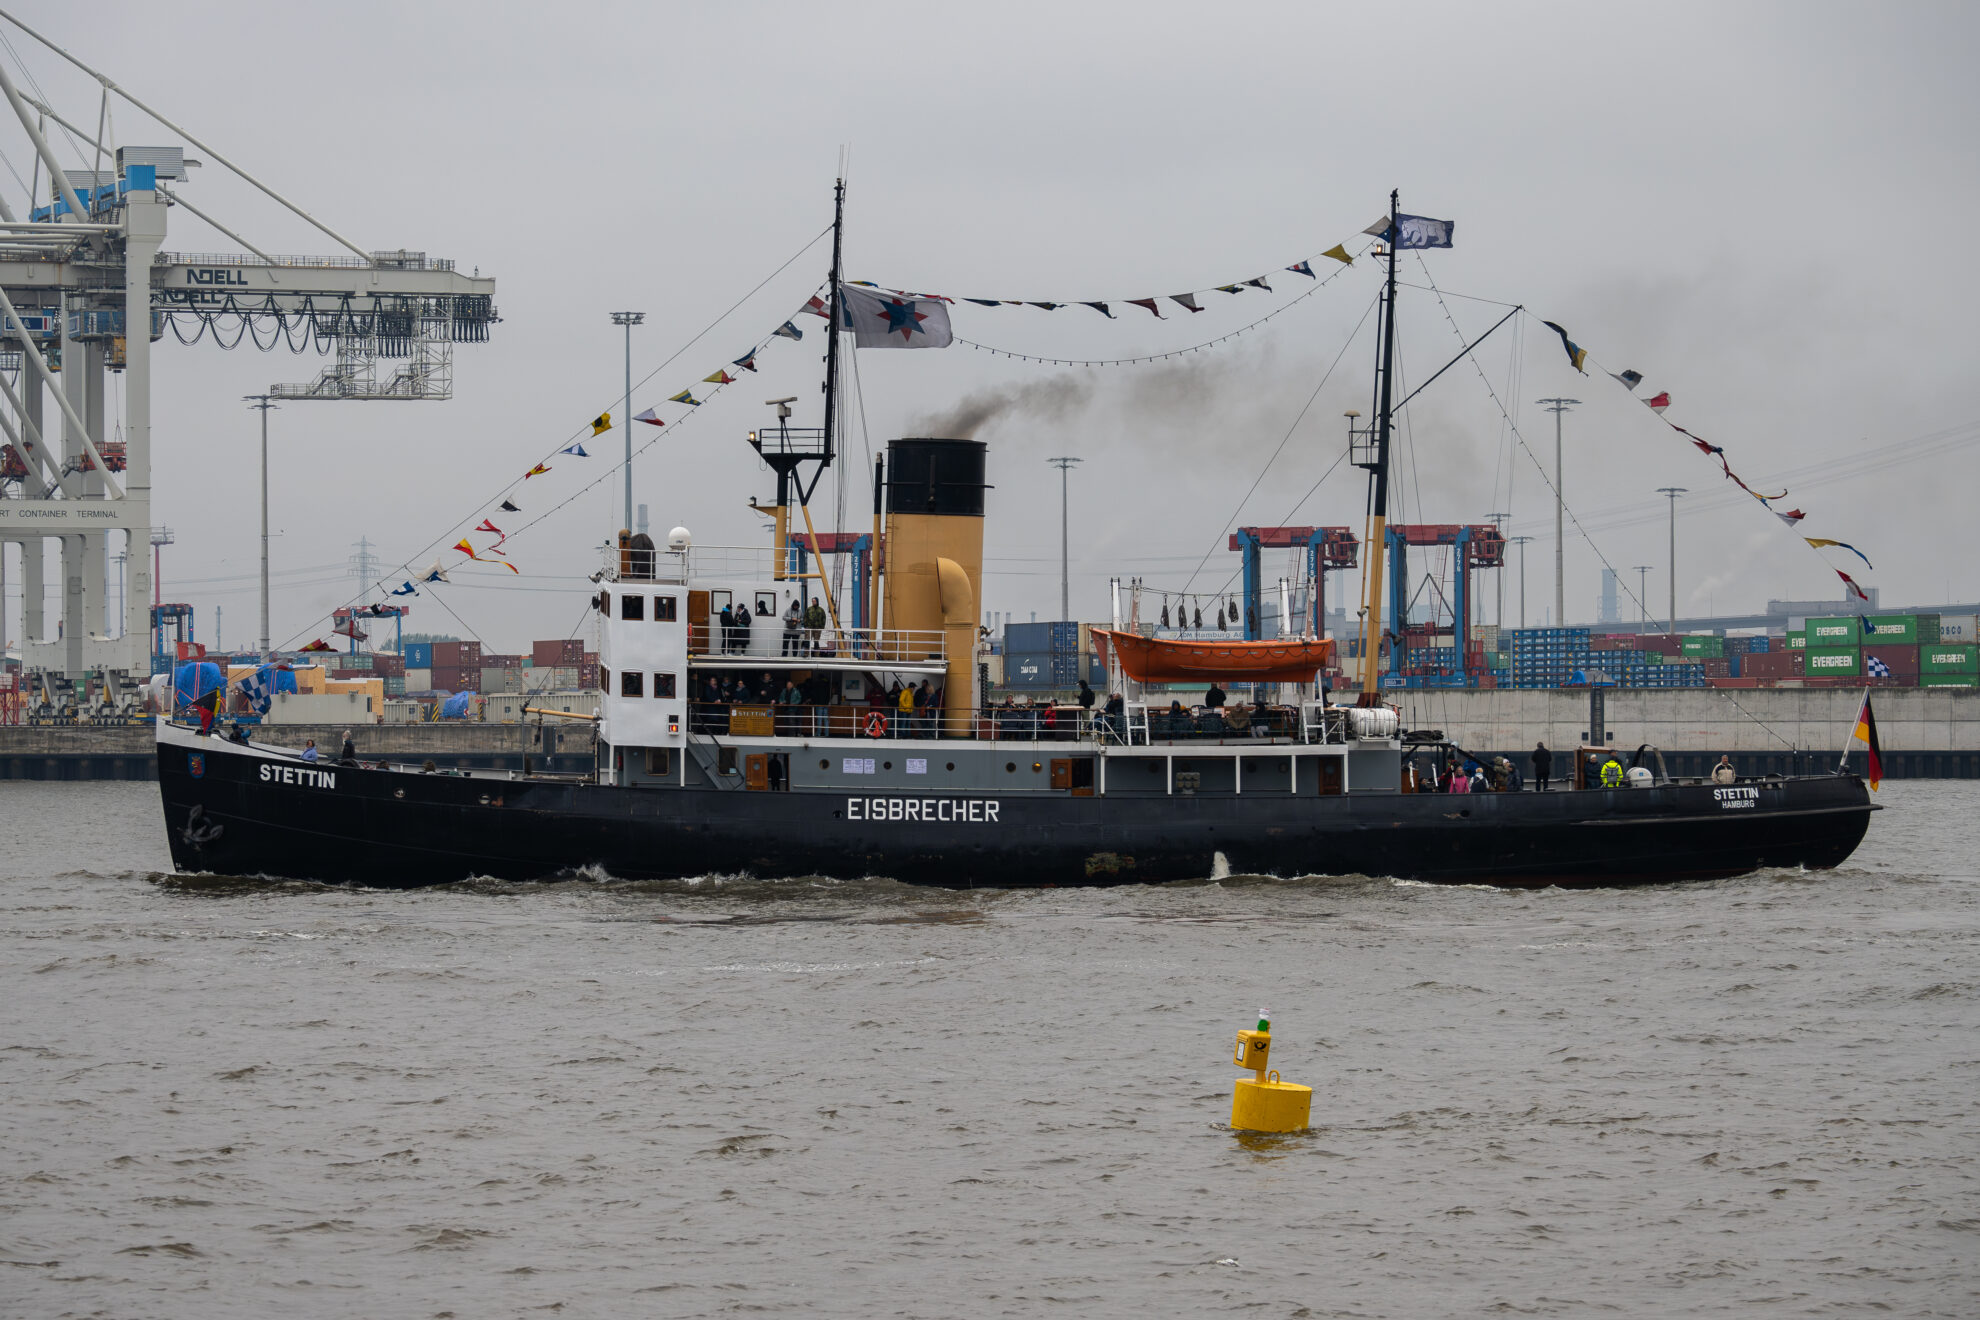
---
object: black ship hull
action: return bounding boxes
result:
[155,729,1875,890]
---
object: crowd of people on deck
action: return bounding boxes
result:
[687,673,948,738]
[710,598,836,658]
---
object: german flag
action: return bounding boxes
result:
[1852,693,1883,790]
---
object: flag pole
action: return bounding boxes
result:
[1838,685,1867,774]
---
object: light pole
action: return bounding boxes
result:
[1046,456,1081,622]
[245,394,277,661]
[1536,398,1578,629]
[1508,535,1534,629]
[1656,487,1686,636]
[1488,512,1510,628]
[149,527,173,667]
[1632,565,1652,628]
[611,311,644,533]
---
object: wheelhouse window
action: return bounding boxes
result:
[620,671,644,698]
[654,673,677,699]
[655,595,678,622]
[621,594,645,621]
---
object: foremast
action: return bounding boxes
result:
[1355,189,1402,699]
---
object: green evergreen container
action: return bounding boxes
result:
[1921,644,1978,674]
[1806,617,1860,646]
[1861,615,1920,645]
[1920,673,1977,688]
[1803,647,1862,677]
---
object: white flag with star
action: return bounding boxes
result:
[837,284,953,349]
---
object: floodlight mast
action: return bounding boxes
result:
[611,312,644,532]
[1536,398,1579,630]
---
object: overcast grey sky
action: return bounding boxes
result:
[9,1,1979,650]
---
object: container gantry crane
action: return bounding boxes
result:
[0,12,497,714]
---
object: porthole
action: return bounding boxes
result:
[883,761,892,770]
[1006,762,1016,773]
[1032,762,1042,773]
[819,759,829,770]
[946,762,955,771]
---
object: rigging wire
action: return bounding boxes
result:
[953,251,1367,368]
[1177,290,1381,597]
[1413,260,1655,625]
[267,232,834,654]
[1411,266,1803,748]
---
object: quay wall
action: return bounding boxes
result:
[1,689,1976,780]
[0,722,596,782]
[1387,687,1979,778]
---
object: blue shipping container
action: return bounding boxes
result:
[1005,622,1080,656]
[404,641,433,668]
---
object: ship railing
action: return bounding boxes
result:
[686,701,950,741]
[1301,702,1350,744]
[689,624,946,664]
[602,542,847,585]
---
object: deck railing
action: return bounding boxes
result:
[689,624,947,665]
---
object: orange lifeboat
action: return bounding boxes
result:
[1089,628,1334,684]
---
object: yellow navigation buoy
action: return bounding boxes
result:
[1229,1010,1312,1133]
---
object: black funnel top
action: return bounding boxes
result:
[885,438,988,517]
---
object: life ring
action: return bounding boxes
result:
[865,710,889,738]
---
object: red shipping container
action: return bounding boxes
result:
[1863,642,1919,676]
[533,638,586,667]
[429,665,473,692]
[370,653,404,677]
[1740,652,1797,678]
[432,640,482,667]
[1701,658,1731,677]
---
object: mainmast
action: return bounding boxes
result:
[1356,189,1402,699]
[821,176,845,473]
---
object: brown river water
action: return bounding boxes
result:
[2,779,1976,1318]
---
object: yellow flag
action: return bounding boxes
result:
[1321,244,1353,266]
[591,413,611,435]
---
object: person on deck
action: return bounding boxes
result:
[717,603,735,654]
[1447,763,1472,793]
[803,597,826,654]
[897,680,914,739]
[1531,741,1553,792]
[782,600,803,657]
[1599,755,1624,788]
[776,678,804,736]
[300,739,319,763]
[340,731,358,765]
[731,601,752,654]
[915,680,935,737]
[1076,679,1095,710]
[1204,683,1227,710]
[1101,690,1125,738]
[1711,755,1737,785]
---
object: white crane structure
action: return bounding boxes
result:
[0,11,496,713]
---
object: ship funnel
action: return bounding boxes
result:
[881,438,987,737]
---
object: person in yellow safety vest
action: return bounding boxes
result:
[1599,756,1625,788]
[898,680,914,739]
